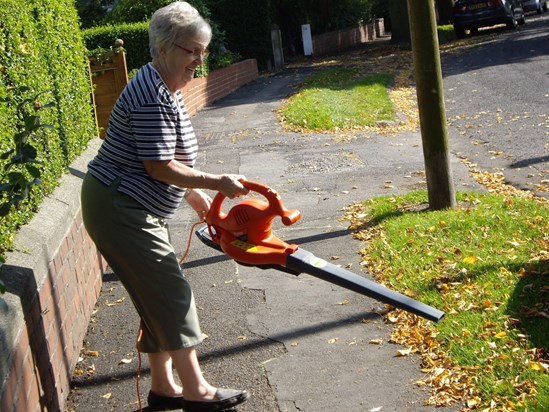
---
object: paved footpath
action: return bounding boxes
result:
[66,65,483,412]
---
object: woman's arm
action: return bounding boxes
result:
[143,159,248,199]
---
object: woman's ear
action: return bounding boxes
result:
[158,45,168,56]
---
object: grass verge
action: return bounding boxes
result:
[279,67,394,131]
[344,191,548,411]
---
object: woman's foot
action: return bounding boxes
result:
[147,390,186,411]
[183,388,250,412]
[148,387,250,412]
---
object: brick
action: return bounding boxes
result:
[1,360,17,412]
[25,368,41,412]
[21,352,35,404]
[13,387,28,412]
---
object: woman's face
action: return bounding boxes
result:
[160,30,210,91]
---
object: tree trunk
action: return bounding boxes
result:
[407,0,456,210]
[388,0,410,46]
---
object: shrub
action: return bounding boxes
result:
[437,24,456,44]
[209,0,272,69]
[0,0,97,264]
[82,0,241,75]
[83,22,152,75]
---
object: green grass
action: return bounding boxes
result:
[280,67,394,131]
[437,24,456,44]
[348,191,548,410]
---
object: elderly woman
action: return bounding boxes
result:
[81,2,250,411]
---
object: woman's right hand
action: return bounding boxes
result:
[216,174,249,199]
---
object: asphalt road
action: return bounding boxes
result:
[443,10,549,196]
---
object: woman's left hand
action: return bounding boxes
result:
[184,188,212,221]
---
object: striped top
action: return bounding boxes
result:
[88,63,198,219]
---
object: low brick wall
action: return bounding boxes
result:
[312,19,385,56]
[181,59,259,116]
[0,140,106,412]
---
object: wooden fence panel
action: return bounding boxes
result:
[89,46,128,139]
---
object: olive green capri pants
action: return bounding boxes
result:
[81,173,203,353]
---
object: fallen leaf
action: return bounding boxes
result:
[102,393,112,399]
[494,331,507,339]
[387,313,399,323]
[529,362,548,372]
[466,397,481,408]
[396,347,413,357]
[328,338,338,344]
[119,358,132,365]
[84,350,99,357]
[462,256,478,264]
[369,338,383,345]
[105,297,125,307]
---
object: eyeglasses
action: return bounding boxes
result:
[173,44,209,59]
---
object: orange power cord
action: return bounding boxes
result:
[136,220,204,411]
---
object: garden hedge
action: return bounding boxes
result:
[82,21,241,77]
[0,0,97,260]
[83,22,153,77]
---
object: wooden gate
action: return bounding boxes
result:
[89,41,128,138]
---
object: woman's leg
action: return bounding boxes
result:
[82,175,244,405]
[168,347,217,401]
[148,352,182,397]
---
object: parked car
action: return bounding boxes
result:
[522,0,548,13]
[453,0,526,38]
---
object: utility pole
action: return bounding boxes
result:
[407,0,456,210]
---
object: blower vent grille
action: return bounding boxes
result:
[234,209,249,225]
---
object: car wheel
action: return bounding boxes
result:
[506,14,518,29]
[517,11,526,25]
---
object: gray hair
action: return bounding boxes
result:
[148,2,212,58]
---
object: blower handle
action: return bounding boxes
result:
[208,180,301,227]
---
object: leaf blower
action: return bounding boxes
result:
[195,180,444,323]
